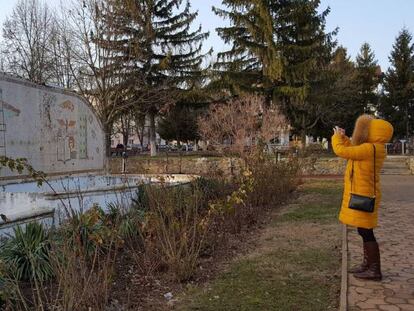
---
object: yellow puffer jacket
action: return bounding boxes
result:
[332,117,393,229]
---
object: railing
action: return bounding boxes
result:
[385,142,414,155]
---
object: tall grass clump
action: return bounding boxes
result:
[0,223,53,282]
[135,182,212,281]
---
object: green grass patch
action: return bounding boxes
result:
[274,180,343,223]
[178,247,339,311]
[276,202,340,223]
[176,179,342,311]
[300,180,343,196]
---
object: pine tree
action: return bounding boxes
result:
[316,46,359,137]
[100,0,210,156]
[213,0,336,146]
[355,42,381,114]
[157,102,200,143]
[212,0,282,95]
[379,29,414,138]
[274,0,337,146]
[157,86,210,144]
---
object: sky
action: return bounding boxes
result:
[0,0,414,70]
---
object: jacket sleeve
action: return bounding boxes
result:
[342,136,352,146]
[331,133,372,160]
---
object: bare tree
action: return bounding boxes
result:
[113,111,134,148]
[1,0,57,84]
[132,109,147,147]
[198,94,287,155]
[54,0,173,155]
[51,0,128,155]
[48,9,78,89]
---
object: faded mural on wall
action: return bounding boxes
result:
[0,88,21,157]
[56,99,77,163]
[0,73,105,180]
[78,111,88,159]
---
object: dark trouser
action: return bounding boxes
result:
[357,227,376,242]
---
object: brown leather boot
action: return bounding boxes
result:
[349,242,368,273]
[353,241,382,281]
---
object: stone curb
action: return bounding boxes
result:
[340,224,348,311]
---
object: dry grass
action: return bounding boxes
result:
[175,179,343,311]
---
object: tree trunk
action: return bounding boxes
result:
[149,112,157,157]
[299,111,309,150]
[300,130,307,149]
[137,124,145,147]
[104,122,113,158]
[123,132,129,148]
[406,105,409,139]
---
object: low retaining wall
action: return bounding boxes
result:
[300,157,347,176]
[409,157,414,174]
[110,157,244,177]
[109,156,347,176]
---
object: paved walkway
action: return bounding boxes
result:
[348,175,414,311]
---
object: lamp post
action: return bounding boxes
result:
[121,151,128,174]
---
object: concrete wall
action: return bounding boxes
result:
[409,157,414,174]
[110,156,243,177]
[300,157,347,176]
[109,156,347,177]
[0,73,105,180]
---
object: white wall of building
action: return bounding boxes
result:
[0,73,105,180]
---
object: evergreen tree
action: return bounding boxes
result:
[314,46,359,137]
[157,86,210,144]
[212,0,282,95]
[213,0,336,146]
[157,102,200,143]
[100,0,210,155]
[379,29,414,138]
[274,0,336,145]
[355,42,381,114]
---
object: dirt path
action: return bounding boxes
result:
[348,175,414,310]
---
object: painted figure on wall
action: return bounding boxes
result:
[41,93,55,129]
[0,88,21,156]
[57,118,77,163]
[55,99,80,163]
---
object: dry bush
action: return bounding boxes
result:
[46,240,117,311]
[246,151,299,209]
[136,183,212,282]
[198,94,300,230]
[1,208,121,311]
[198,94,288,155]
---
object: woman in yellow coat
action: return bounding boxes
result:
[332,115,393,281]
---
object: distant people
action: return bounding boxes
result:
[332,115,393,281]
[115,143,124,156]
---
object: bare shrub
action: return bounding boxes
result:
[198,94,288,155]
[246,150,299,209]
[136,183,212,282]
[198,94,300,230]
[47,238,117,310]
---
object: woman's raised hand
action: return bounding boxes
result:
[333,126,346,137]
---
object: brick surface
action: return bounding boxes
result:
[347,175,414,310]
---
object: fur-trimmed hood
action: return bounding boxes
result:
[351,115,373,145]
[351,114,393,145]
